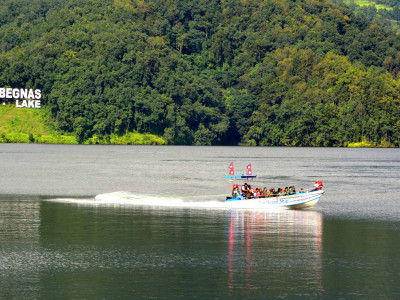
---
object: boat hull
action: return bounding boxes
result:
[225,190,324,209]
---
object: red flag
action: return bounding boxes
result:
[246,163,252,175]
[228,162,234,175]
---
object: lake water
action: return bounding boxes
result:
[0,144,399,299]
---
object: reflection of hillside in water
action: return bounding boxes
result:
[227,210,323,296]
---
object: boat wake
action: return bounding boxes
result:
[49,191,233,209]
[49,191,291,210]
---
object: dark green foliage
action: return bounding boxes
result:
[0,0,399,146]
[334,0,400,34]
[243,50,400,146]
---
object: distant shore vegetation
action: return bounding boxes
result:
[0,0,400,147]
[0,105,166,145]
[0,104,389,147]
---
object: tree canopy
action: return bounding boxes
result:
[0,0,399,146]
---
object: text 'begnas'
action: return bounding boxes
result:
[0,88,42,108]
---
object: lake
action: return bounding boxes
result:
[0,144,399,299]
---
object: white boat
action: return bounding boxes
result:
[225,189,324,209]
[224,163,323,209]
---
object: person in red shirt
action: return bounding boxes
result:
[312,180,323,191]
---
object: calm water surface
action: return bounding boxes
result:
[0,144,399,299]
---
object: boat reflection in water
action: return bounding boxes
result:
[226,209,323,298]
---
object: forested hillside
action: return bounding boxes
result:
[333,0,400,33]
[1,0,399,146]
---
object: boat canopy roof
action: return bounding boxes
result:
[224,175,256,179]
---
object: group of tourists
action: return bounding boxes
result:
[231,180,323,199]
[232,183,303,199]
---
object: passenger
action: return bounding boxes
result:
[317,180,323,190]
[299,188,305,194]
[241,183,250,195]
[261,187,267,198]
[277,188,283,196]
[254,188,259,199]
[232,183,239,196]
[288,186,295,195]
[245,185,253,199]
[287,187,292,195]
[232,187,240,198]
[311,180,323,191]
[311,181,318,191]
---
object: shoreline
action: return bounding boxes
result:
[0,105,396,147]
[0,139,396,147]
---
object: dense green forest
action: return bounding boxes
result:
[333,0,400,33]
[0,0,399,146]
